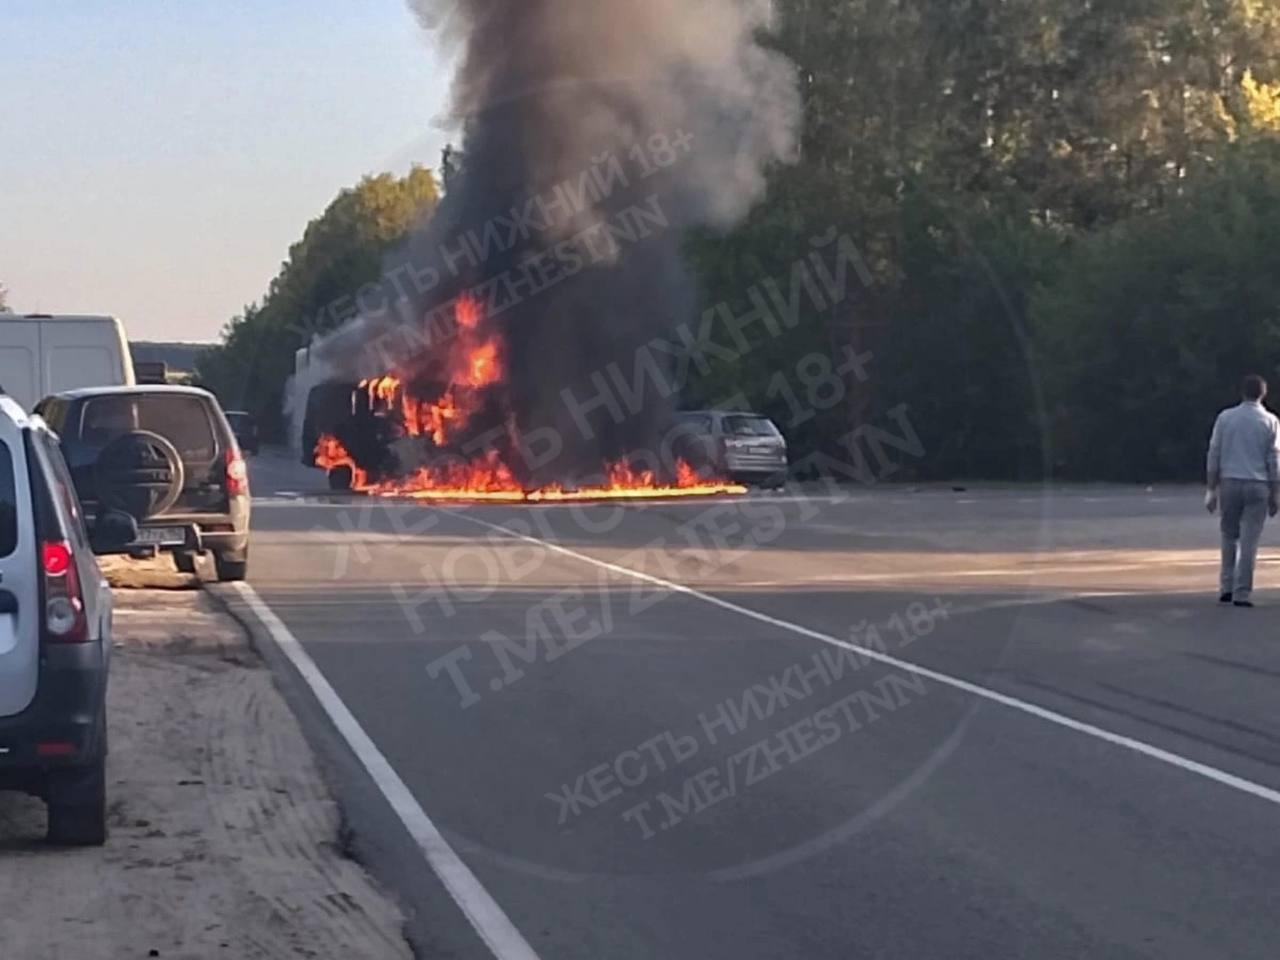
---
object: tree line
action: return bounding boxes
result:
[197,0,1280,481]
[196,168,440,442]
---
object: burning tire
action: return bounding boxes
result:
[94,430,185,520]
[327,465,354,492]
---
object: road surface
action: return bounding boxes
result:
[234,449,1280,959]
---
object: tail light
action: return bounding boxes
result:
[42,540,88,644]
[225,447,249,498]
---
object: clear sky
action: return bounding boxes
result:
[0,0,452,341]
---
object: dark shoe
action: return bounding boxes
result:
[1219,592,1234,603]
[1234,600,1254,608]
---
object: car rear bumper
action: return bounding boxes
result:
[725,452,788,481]
[0,643,108,786]
[136,525,249,559]
[91,503,250,557]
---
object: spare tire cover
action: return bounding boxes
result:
[94,430,185,520]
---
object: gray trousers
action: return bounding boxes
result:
[1220,479,1270,600]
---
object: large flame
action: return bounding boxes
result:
[313,433,747,502]
[358,301,503,447]
[313,294,750,503]
[314,434,369,490]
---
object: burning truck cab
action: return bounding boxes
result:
[300,379,396,490]
[301,373,506,492]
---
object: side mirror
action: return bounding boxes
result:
[90,509,139,555]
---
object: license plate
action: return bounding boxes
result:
[135,527,186,546]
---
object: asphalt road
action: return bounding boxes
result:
[236,448,1280,960]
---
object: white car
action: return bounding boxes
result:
[0,394,134,844]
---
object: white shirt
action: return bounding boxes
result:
[1207,400,1280,483]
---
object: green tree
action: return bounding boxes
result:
[1035,141,1280,480]
[197,167,439,439]
[872,190,1064,479]
[692,0,1280,478]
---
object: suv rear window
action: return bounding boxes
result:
[0,443,16,557]
[723,415,781,438]
[675,413,713,433]
[76,395,218,462]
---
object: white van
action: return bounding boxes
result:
[0,315,135,411]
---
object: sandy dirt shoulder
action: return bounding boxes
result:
[0,575,413,960]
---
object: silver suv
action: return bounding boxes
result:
[0,395,131,845]
[672,410,789,487]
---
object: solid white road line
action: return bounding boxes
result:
[230,581,543,960]
[447,511,1280,811]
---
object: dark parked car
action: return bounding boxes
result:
[35,386,251,581]
[0,394,136,845]
[225,410,260,455]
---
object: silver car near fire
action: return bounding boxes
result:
[672,410,788,488]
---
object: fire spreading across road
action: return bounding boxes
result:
[298,0,800,504]
[312,295,749,502]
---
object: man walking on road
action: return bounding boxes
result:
[1206,374,1280,607]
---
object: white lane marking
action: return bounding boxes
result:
[448,512,1280,811]
[715,559,1221,585]
[713,590,1150,614]
[230,582,542,960]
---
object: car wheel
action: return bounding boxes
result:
[328,465,354,491]
[173,551,198,574]
[46,754,107,847]
[214,551,248,582]
[94,430,185,521]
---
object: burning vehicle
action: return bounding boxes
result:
[298,296,748,502]
[290,0,800,505]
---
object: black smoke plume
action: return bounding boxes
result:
[312,0,799,485]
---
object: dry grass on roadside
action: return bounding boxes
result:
[98,553,199,590]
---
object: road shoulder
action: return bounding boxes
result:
[0,578,413,960]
